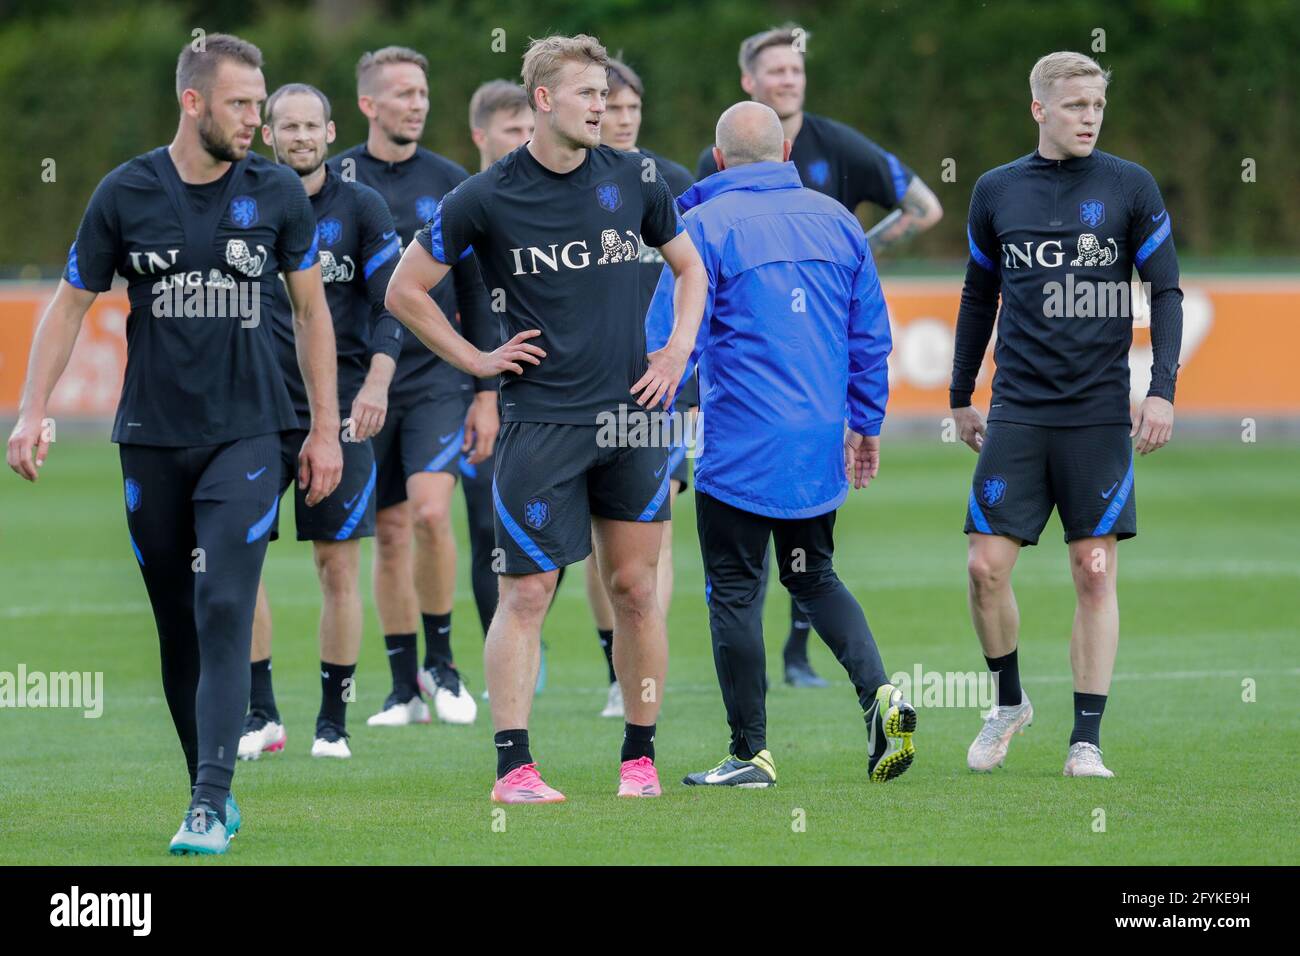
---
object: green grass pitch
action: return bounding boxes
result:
[1,436,1296,865]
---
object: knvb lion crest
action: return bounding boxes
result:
[981,475,1007,507]
[317,217,343,247]
[230,195,258,228]
[415,196,438,223]
[596,181,622,212]
[524,497,550,530]
[806,158,830,187]
[1079,199,1105,229]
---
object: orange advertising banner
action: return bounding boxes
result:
[1,277,1297,417]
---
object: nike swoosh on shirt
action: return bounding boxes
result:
[1101,481,1120,500]
[654,461,668,478]
[1152,211,1166,222]
[386,647,403,657]
[342,491,361,509]
[382,230,397,240]
[439,432,457,443]
[246,467,267,480]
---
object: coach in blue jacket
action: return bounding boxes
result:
[647,102,917,787]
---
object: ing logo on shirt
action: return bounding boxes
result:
[320,251,355,283]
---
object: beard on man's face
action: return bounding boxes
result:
[198,110,248,162]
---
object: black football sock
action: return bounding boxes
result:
[422,611,452,669]
[249,657,278,720]
[621,722,656,763]
[495,729,533,778]
[190,789,227,826]
[783,601,812,663]
[318,661,355,729]
[984,648,1023,707]
[733,738,756,762]
[1071,692,1107,747]
[384,633,419,699]
[597,628,616,683]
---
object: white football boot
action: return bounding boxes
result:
[419,664,477,725]
[366,692,430,727]
[967,693,1033,771]
[1063,741,1115,777]
[238,712,286,760]
[600,681,625,718]
[311,721,352,758]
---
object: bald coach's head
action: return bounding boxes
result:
[712,101,791,170]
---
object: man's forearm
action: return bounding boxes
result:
[388,285,481,376]
[663,261,707,360]
[18,291,91,417]
[364,352,396,389]
[295,300,340,431]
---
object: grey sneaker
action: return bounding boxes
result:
[967,694,1033,771]
[1063,741,1114,778]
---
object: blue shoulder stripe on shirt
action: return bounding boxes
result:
[425,200,472,264]
[1135,211,1171,267]
[295,231,319,271]
[885,152,909,205]
[66,242,85,289]
[363,235,401,279]
[967,226,996,272]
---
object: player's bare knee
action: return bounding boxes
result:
[500,574,555,622]
[411,497,452,539]
[967,554,1009,595]
[314,546,358,599]
[1071,552,1115,604]
[606,568,657,616]
[374,507,410,553]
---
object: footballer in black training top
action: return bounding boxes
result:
[328,46,498,729]
[951,52,1183,781]
[592,54,699,719]
[384,35,706,804]
[7,35,343,855]
[235,81,406,764]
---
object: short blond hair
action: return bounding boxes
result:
[520,34,609,110]
[1029,51,1110,102]
[356,46,428,96]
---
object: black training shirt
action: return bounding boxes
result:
[329,144,496,405]
[270,165,404,428]
[418,144,683,425]
[64,147,317,446]
[950,149,1183,426]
